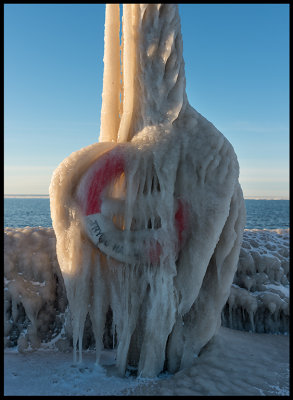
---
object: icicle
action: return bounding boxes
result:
[249,310,255,333]
[78,328,83,363]
[229,301,233,328]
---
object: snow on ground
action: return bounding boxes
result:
[4,326,289,396]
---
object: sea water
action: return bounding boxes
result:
[3,198,289,230]
[4,198,52,228]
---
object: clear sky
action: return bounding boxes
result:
[4,4,289,198]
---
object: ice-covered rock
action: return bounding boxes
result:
[4,227,67,351]
[222,229,289,334]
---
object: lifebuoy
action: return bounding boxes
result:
[76,148,188,264]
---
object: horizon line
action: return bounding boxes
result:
[4,194,290,200]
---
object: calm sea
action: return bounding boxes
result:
[3,198,289,230]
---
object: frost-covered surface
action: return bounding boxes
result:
[49,3,246,377]
[222,228,290,334]
[4,327,289,396]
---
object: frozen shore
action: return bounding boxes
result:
[4,326,289,396]
[4,226,289,395]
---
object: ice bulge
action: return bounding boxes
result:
[49,4,246,377]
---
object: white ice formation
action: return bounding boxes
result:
[50,4,247,377]
[222,228,289,333]
[4,227,67,351]
[4,228,289,352]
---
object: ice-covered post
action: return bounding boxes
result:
[50,3,246,377]
[99,4,120,143]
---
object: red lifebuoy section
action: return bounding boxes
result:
[86,152,125,216]
[77,148,188,264]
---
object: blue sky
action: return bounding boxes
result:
[4,4,289,198]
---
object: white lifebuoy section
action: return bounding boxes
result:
[76,147,188,265]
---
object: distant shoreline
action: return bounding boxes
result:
[4,195,289,200]
[4,195,50,199]
[244,196,289,200]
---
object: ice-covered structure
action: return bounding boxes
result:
[48,4,246,377]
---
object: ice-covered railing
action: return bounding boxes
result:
[4,227,289,352]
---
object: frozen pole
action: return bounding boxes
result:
[99,4,121,143]
[117,4,139,143]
